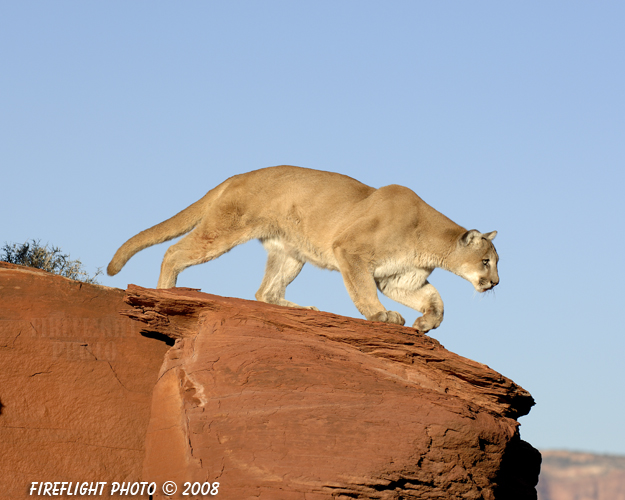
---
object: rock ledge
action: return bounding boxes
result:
[124,284,540,500]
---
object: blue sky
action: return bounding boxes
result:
[2,2,624,455]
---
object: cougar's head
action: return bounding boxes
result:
[454,230,499,293]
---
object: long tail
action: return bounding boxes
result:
[106,187,219,276]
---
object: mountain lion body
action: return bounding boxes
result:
[107,165,499,333]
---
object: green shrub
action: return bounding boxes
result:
[1,239,102,284]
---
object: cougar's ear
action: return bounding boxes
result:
[459,229,482,246]
[483,231,497,241]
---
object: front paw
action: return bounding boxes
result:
[412,315,441,334]
[370,310,405,326]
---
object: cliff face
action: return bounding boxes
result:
[125,285,540,499]
[0,263,169,499]
[537,451,625,500]
[0,262,541,499]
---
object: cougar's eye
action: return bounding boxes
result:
[482,259,490,266]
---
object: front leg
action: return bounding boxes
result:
[376,276,444,334]
[333,246,405,326]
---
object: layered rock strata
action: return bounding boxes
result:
[0,262,540,499]
[124,285,540,499]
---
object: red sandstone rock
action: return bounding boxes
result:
[124,285,540,499]
[0,263,540,499]
[0,263,169,499]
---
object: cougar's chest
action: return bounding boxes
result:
[373,257,433,289]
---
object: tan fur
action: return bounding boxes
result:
[107,165,499,333]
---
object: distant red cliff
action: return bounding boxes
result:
[538,451,625,500]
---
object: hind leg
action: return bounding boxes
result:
[255,239,318,310]
[157,226,251,288]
